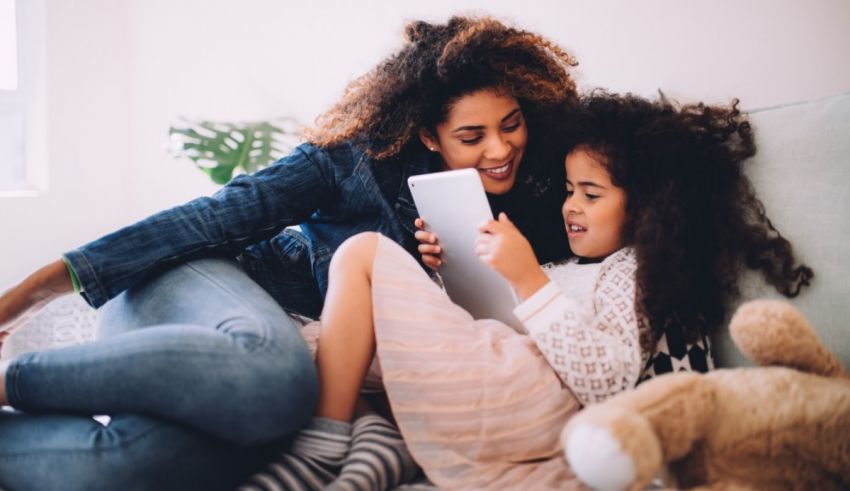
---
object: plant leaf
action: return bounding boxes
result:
[168,118,300,184]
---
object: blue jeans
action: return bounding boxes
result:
[0,258,319,490]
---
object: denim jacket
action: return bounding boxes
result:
[65,141,568,318]
[65,142,441,318]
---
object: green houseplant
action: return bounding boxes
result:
[168,117,301,184]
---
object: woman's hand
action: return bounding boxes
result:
[414,218,443,270]
[475,213,549,300]
[0,260,73,348]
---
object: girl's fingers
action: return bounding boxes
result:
[474,233,494,257]
[497,212,512,223]
[477,219,500,233]
[473,232,489,248]
[479,216,517,235]
[474,243,490,256]
[497,212,518,231]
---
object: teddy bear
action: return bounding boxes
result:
[560,299,850,491]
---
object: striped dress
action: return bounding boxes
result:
[302,236,712,489]
[329,236,649,489]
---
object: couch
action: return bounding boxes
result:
[713,90,850,368]
[2,90,849,489]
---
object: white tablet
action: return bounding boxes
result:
[407,168,524,333]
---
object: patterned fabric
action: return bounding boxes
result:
[0,295,98,360]
[522,247,715,391]
[640,330,714,382]
[239,417,352,491]
[326,414,420,491]
[515,248,648,406]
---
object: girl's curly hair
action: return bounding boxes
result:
[558,92,814,348]
[304,16,578,160]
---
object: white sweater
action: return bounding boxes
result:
[514,248,647,406]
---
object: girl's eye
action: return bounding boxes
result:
[565,190,574,198]
[460,136,483,145]
[585,193,600,201]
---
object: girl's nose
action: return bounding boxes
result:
[563,195,580,215]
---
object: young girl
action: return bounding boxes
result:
[241,91,814,490]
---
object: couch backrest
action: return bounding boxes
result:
[714,91,850,368]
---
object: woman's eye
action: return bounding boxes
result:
[502,122,521,133]
[460,136,483,145]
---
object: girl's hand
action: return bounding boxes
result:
[414,218,443,270]
[475,213,549,300]
[0,260,73,348]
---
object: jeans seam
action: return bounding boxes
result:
[0,416,181,459]
[65,250,109,308]
[183,260,273,353]
[5,354,28,408]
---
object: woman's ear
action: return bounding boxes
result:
[419,129,440,152]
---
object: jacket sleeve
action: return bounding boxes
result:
[64,143,343,308]
[512,250,644,406]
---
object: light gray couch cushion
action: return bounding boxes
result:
[714,91,850,368]
[0,294,97,359]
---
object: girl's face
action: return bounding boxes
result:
[563,148,627,259]
[420,89,527,195]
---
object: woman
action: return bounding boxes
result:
[0,16,577,491]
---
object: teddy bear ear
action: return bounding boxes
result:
[729,300,848,378]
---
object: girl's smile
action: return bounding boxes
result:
[566,220,587,238]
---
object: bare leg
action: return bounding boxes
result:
[313,233,420,488]
[240,234,419,490]
[314,232,381,422]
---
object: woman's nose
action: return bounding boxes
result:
[484,135,511,161]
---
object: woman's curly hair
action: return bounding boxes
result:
[557,92,814,348]
[304,16,578,160]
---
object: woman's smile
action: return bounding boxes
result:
[478,157,516,181]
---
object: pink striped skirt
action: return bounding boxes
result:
[302,235,585,489]
[370,235,585,489]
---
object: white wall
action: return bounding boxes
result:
[2,0,849,288]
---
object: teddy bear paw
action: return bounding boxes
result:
[564,422,636,491]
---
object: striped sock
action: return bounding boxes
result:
[325,413,420,491]
[239,417,352,491]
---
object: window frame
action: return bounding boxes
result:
[0,0,47,197]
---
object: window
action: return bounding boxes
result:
[0,0,46,196]
[0,0,17,91]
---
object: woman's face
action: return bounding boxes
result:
[563,148,627,259]
[420,89,527,195]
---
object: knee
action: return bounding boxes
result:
[330,232,380,277]
[232,345,319,445]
